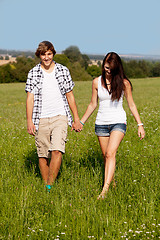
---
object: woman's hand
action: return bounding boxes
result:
[138,125,145,140]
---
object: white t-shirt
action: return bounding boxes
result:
[40,67,66,118]
[95,76,127,125]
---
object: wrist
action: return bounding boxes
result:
[74,118,80,123]
[137,123,143,126]
[73,114,80,121]
[80,120,84,126]
[27,119,33,123]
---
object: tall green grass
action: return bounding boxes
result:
[0,78,160,239]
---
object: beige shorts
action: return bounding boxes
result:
[35,115,68,158]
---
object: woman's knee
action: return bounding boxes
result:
[105,150,116,160]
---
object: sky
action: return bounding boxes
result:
[0,0,160,55]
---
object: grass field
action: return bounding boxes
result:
[0,78,160,239]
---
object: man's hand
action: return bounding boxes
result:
[26,92,35,135]
[66,91,82,133]
[27,121,36,136]
[71,121,83,132]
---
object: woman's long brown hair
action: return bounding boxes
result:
[102,52,132,101]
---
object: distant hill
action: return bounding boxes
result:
[0,49,35,58]
[1,49,160,61]
[120,54,160,61]
[87,53,160,61]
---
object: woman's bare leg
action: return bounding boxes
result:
[98,131,125,198]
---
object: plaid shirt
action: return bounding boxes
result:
[25,62,75,130]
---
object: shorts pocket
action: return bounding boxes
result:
[61,129,67,145]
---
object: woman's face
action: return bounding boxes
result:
[104,62,111,76]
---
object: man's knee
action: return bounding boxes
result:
[51,150,62,158]
[39,157,49,164]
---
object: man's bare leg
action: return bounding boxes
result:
[39,157,49,184]
[47,150,62,185]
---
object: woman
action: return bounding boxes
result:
[80,52,145,199]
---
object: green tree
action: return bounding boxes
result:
[97,61,102,67]
[63,46,90,70]
[13,56,38,82]
[0,64,16,83]
[70,62,92,81]
[63,46,81,63]
[81,54,90,70]
[87,65,101,78]
[53,54,70,68]
[5,55,9,60]
[151,62,160,77]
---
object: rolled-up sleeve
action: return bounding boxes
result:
[64,68,75,93]
[25,70,34,93]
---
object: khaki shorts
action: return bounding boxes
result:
[35,115,68,158]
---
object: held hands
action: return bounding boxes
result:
[71,120,84,132]
[27,121,36,136]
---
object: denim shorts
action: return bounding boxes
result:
[95,123,126,137]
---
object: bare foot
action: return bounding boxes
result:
[113,178,116,188]
[97,184,109,200]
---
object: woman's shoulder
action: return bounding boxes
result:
[123,79,132,88]
[92,76,100,89]
[93,76,99,83]
[93,76,101,84]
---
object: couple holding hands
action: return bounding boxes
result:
[26,41,145,198]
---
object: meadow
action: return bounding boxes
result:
[0,78,159,240]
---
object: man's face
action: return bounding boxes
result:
[40,50,54,69]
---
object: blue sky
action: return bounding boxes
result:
[0,0,160,55]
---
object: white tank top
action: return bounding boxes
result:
[95,76,127,125]
[40,68,66,118]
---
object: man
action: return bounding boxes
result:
[25,41,82,191]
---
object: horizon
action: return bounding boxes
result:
[1,48,160,61]
[1,48,160,56]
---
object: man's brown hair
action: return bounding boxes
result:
[35,41,56,57]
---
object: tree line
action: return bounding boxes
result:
[0,46,160,83]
